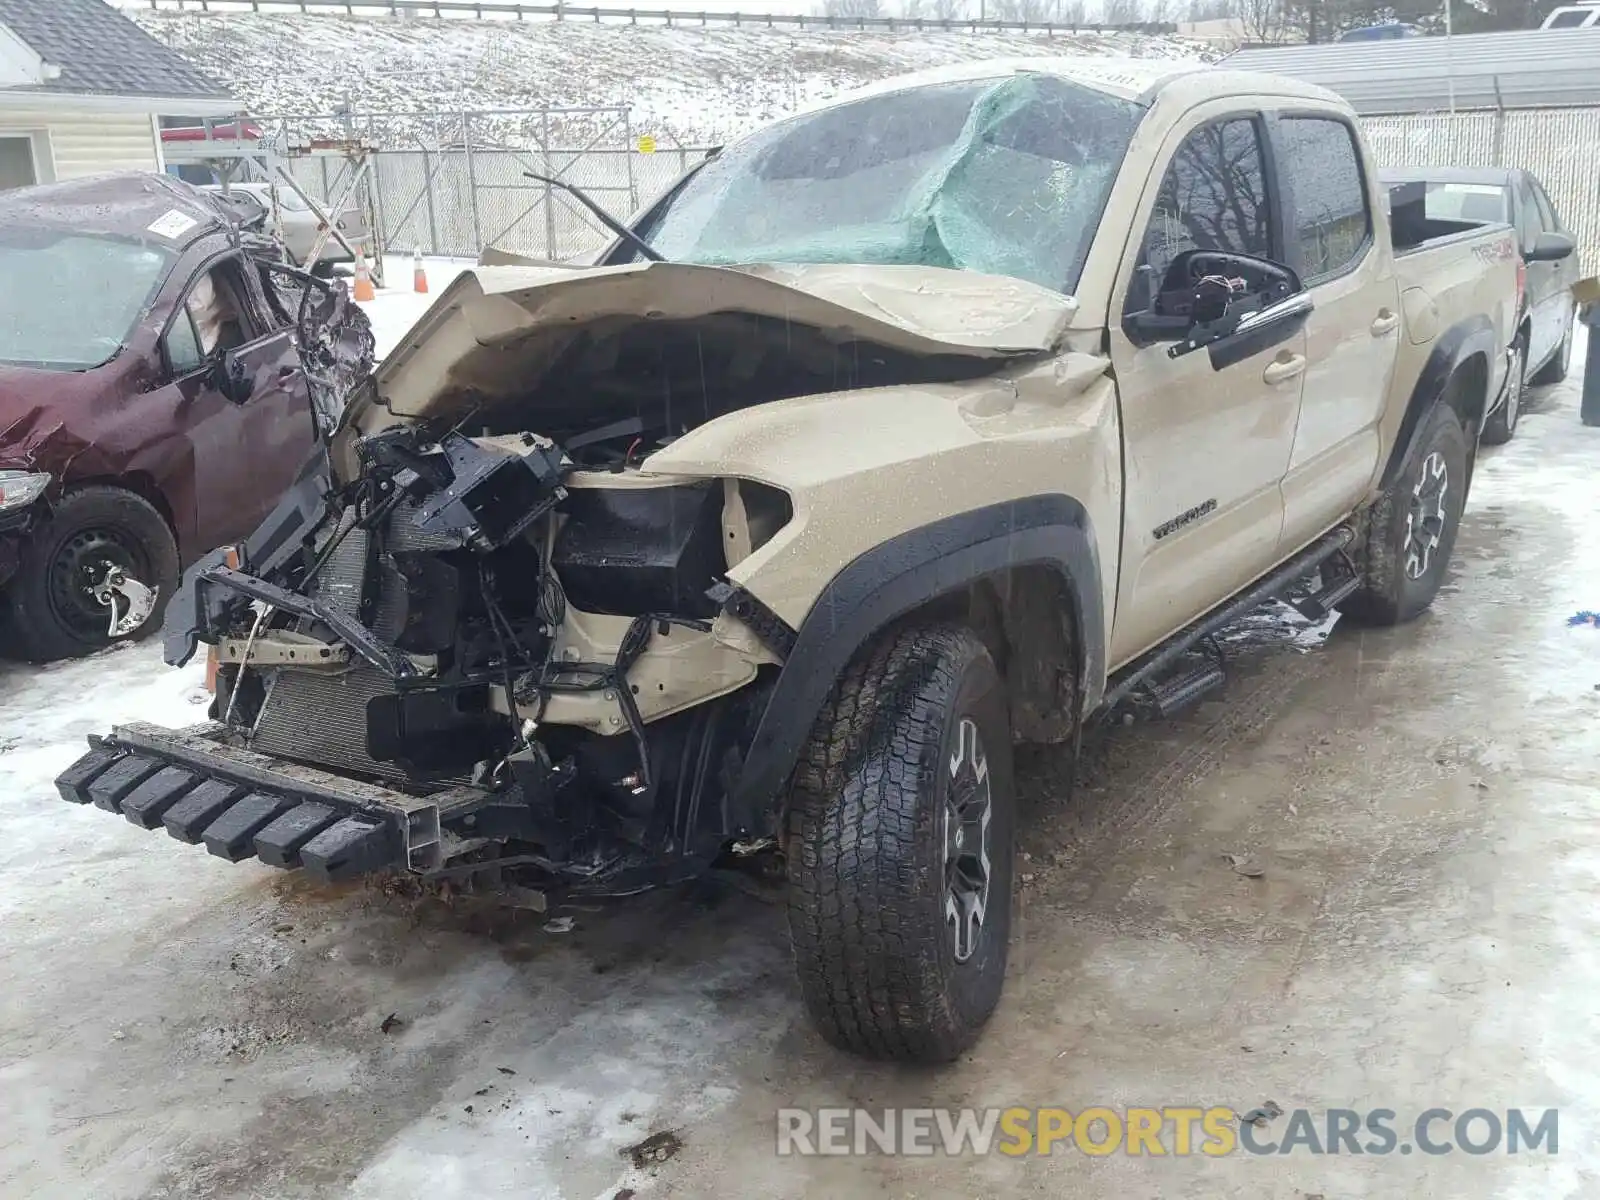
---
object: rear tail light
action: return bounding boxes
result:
[1516,257,1527,312]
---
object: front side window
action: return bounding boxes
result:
[0,233,174,371]
[1124,117,1273,315]
[1531,179,1561,232]
[629,73,1143,295]
[164,309,205,376]
[1516,178,1543,253]
[164,261,252,378]
[1276,117,1372,282]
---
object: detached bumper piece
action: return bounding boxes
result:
[53,721,462,883]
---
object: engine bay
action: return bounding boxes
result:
[189,410,794,891]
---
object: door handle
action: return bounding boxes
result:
[1262,354,1306,385]
[1370,309,1400,336]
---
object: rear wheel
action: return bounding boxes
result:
[786,624,1016,1062]
[1340,405,1469,627]
[1480,340,1524,445]
[1530,320,1573,387]
[1,487,178,662]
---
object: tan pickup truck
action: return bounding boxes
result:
[58,59,1517,1064]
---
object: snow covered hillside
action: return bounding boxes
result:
[132,10,1212,143]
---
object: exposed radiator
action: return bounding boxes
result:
[249,664,401,782]
[248,502,470,787]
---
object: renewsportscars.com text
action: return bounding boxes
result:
[775,1106,1559,1157]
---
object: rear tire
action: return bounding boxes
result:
[1480,340,1523,445]
[786,624,1015,1063]
[1530,321,1573,387]
[0,486,178,663]
[1340,405,1469,627]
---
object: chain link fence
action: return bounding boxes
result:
[1362,107,1600,268]
[273,103,1600,271]
[275,107,713,262]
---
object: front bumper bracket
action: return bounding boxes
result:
[54,721,474,881]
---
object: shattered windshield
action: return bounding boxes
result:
[631,74,1143,295]
[0,233,174,371]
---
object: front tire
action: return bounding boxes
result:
[1340,405,1469,627]
[786,624,1016,1063]
[1,486,178,663]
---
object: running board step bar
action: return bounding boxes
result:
[1144,659,1227,718]
[1099,525,1355,717]
[1289,552,1360,622]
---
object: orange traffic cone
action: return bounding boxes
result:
[352,247,376,302]
[412,248,428,294]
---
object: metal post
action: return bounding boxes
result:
[1583,304,1600,426]
[1491,75,1506,165]
[422,146,440,255]
[542,110,557,260]
[624,110,638,213]
[463,112,484,255]
[1444,0,1457,158]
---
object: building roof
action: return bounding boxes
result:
[0,0,232,103]
[1225,28,1600,114]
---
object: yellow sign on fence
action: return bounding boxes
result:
[636,135,657,155]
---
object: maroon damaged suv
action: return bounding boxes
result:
[0,173,372,662]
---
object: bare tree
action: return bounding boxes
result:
[822,0,884,17]
[928,0,971,16]
[1101,0,1144,21]
[1146,0,1174,22]
[1230,0,1283,39]
[990,0,1055,18]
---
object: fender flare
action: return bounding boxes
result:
[729,495,1104,818]
[1380,315,1500,492]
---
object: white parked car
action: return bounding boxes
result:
[1541,3,1600,29]
[201,182,370,276]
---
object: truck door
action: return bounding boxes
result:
[159,254,316,553]
[1522,175,1576,374]
[1269,113,1401,552]
[1108,110,1308,667]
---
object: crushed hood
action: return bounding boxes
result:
[369,261,1077,419]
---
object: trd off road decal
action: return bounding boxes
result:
[1152,498,1218,541]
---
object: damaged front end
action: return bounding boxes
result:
[69,423,791,897]
[55,255,1073,899]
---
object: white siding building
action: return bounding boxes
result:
[0,0,234,190]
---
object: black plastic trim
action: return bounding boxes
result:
[730,495,1103,817]
[1208,300,1313,371]
[1379,315,1498,492]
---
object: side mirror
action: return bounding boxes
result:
[1125,250,1305,355]
[1528,231,1576,263]
[212,350,254,404]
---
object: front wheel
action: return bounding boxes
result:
[1,486,178,662]
[785,624,1016,1062]
[1340,405,1469,627]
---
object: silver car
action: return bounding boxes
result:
[201,182,370,276]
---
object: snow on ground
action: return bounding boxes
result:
[132,10,1212,144]
[356,255,477,360]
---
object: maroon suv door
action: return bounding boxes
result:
[159,253,317,553]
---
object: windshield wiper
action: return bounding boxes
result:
[522,171,666,263]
